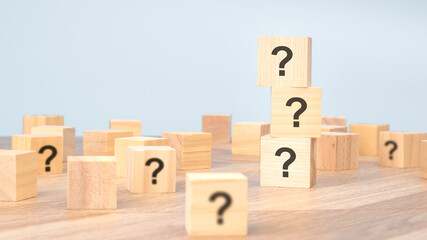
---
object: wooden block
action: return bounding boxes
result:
[185,173,247,236]
[115,136,170,177]
[31,126,75,162]
[317,132,359,171]
[260,135,316,188]
[349,124,389,156]
[23,115,63,134]
[321,116,346,126]
[110,119,142,137]
[258,36,311,87]
[232,122,270,156]
[83,130,133,156]
[420,141,427,179]
[126,146,176,193]
[321,125,347,133]
[0,150,37,201]
[12,134,63,175]
[162,132,212,170]
[271,87,322,138]
[67,156,117,209]
[202,114,231,143]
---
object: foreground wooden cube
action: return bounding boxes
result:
[23,115,63,134]
[420,141,427,179]
[202,114,231,143]
[185,173,247,236]
[84,130,132,156]
[321,125,347,133]
[110,119,142,136]
[31,126,75,162]
[349,124,389,156]
[0,150,37,201]
[317,132,359,171]
[67,156,117,209]
[321,116,346,126]
[232,122,270,156]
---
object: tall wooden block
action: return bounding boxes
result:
[12,134,63,174]
[67,156,117,209]
[258,36,311,87]
[115,136,170,177]
[162,132,212,170]
[31,126,75,162]
[185,173,247,236]
[420,141,427,179]
[321,125,347,133]
[110,119,142,137]
[317,132,359,171]
[83,130,133,156]
[232,122,270,156]
[202,114,231,143]
[321,116,346,126]
[23,115,63,134]
[0,150,37,201]
[349,124,389,156]
[126,146,176,193]
[260,135,316,188]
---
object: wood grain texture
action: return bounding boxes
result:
[23,115,63,134]
[420,140,427,179]
[321,124,347,133]
[202,114,231,143]
[232,122,270,156]
[317,132,358,171]
[321,116,346,126]
[31,126,75,162]
[83,130,133,156]
[349,124,389,156]
[110,120,142,137]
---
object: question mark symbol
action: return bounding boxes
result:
[38,145,57,172]
[145,158,164,184]
[385,140,398,160]
[286,97,307,128]
[276,147,296,178]
[271,46,293,76]
[209,192,232,225]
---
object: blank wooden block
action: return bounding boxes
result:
[271,87,322,138]
[185,173,247,236]
[258,36,311,87]
[321,125,347,133]
[115,137,170,177]
[321,116,346,126]
[126,146,176,193]
[110,119,142,137]
[317,132,359,171]
[232,122,270,156]
[31,126,75,162]
[420,141,427,179]
[23,115,63,134]
[349,124,389,156]
[67,156,117,209]
[260,135,316,188]
[83,130,133,156]
[12,134,63,175]
[202,114,231,143]
[0,150,37,201]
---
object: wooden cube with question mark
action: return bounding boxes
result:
[317,132,359,171]
[23,115,63,134]
[232,122,270,156]
[185,173,248,236]
[321,125,347,133]
[83,130,133,156]
[202,114,231,143]
[110,119,142,136]
[349,124,389,156]
[321,116,347,126]
[12,134,63,175]
[31,126,75,162]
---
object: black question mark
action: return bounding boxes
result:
[385,140,398,160]
[209,192,232,225]
[271,46,293,76]
[145,158,164,184]
[38,145,57,172]
[276,147,296,178]
[286,97,307,128]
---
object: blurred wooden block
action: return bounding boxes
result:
[232,122,270,156]
[185,173,247,236]
[321,116,346,126]
[0,150,37,201]
[420,141,427,179]
[67,156,117,209]
[115,137,170,178]
[110,120,142,137]
[260,135,316,188]
[317,132,359,171]
[258,36,311,87]
[83,130,132,156]
[12,134,63,175]
[162,132,212,170]
[23,115,63,134]
[349,124,389,156]
[202,114,231,143]
[126,146,176,193]
[31,126,75,162]
[321,125,347,133]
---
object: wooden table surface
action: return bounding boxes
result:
[1,136,427,240]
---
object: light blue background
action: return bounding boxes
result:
[1,0,426,136]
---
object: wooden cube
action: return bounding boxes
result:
[202,114,231,143]
[83,130,132,156]
[115,137,170,177]
[162,132,212,170]
[317,132,359,171]
[110,119,142,137]
[67,156,117,209]
[23,115,63,134]
[420,140,427,179]
[260,135,316,188]
[349,124,389,156]
[232,122,270,156]
[321,125,347,133]
[12,134,63,175]
[185,173,247,236]
[271,87,322,138]
[31,126,75,162]
[126,146,176,193]
[321,116,346,126]
[0,150,37,201]
[258,36,311,87]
